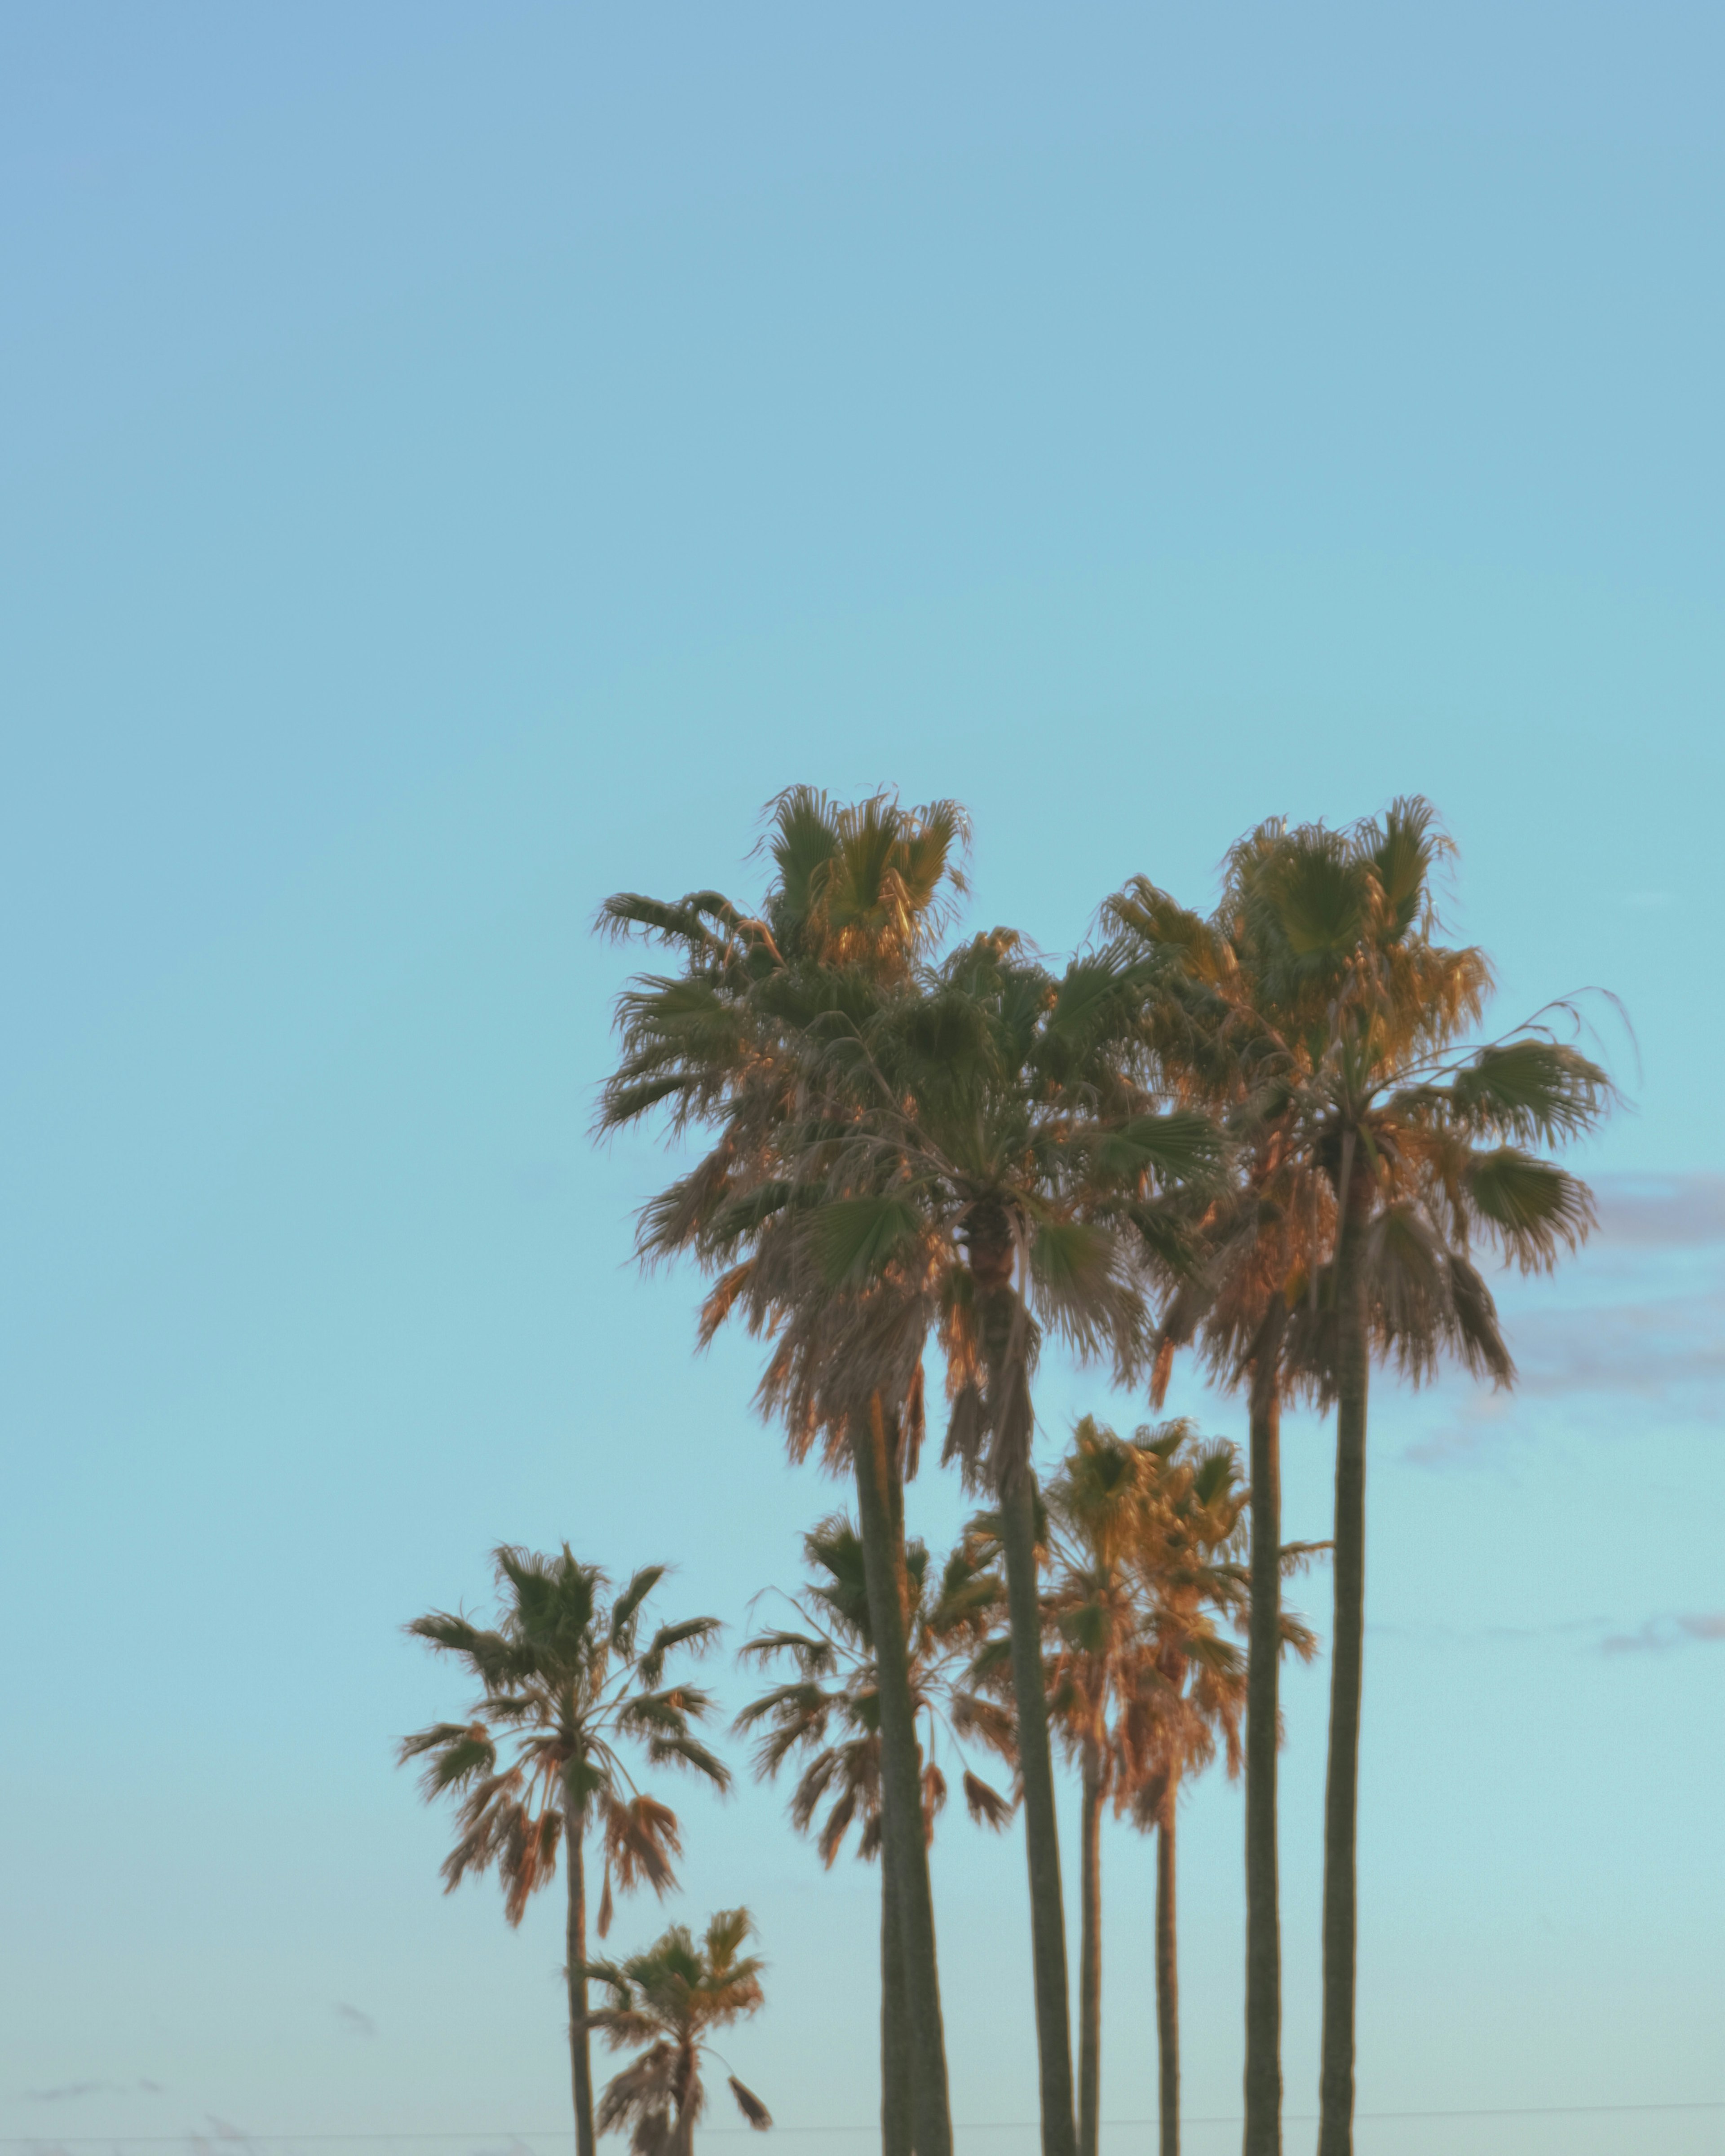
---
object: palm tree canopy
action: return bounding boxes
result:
[786,929,1227,1491]
[735,1515,1016,1861]
[1038,1415,1318,1817]
[399,1546,728,1929]
[1107,798,1616,1399]
[595,789,973,1471]
[1031,1423,1251,1811]
[588,1909,773,2154]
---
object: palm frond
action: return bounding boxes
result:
[1464,1149,1595,1272]
[961,1769,1014,1830]
[610,1567,666,1649]
[602,1791,683,1899]
[729,2077,773,2131]
[1444,1038,1613,1145]
[813,1196,922,1287]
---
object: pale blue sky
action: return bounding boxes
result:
[2,9,1722,2156]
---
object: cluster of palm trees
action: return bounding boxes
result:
[402,787,1611,2156]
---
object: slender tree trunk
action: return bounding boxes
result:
[1155,1802,1180,2156]
[563,1793,595,2156]
[673,2049,699,2156]
[852,1399,952,2156]
[881,1833,914,2156]
[1317,1205,1369,2156]
[1242,1300,1286,2156]
[1077,1756,1104,2156]
[1000,1464,1079,2156]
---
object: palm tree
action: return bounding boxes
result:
[596,789,969,2156]
[1126,801,1613,2156]
[1039,1421,1168,2156]
[588,1909,772,2156]
[796,932,1224,2156]
[1125,1426,1277,2156]
[399,1546,728,2156]
[1105,857,1335,2156]
[1040,1418,1309,2156]
[735,1517,1014,2156]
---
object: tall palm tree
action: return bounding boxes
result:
[1105,859,1334,2156]
[736,1518,1014,2156]
[588,1909,772,2156]
[596,789,968,2156]
[399,1546,728,2156]
[795,931,1224,2156]
[1127,801,1614,2156]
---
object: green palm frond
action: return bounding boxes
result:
[610,1568,668,1650]
[735,1630,838,1676]
[402,1546,725,1933]
[638,1617,723,1685]
[1443,1038,1612,1144]
[812,1195,923,1287]
[643,1731,730,1785]
[1464,1147,1595,1271]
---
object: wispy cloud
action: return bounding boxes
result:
[1592,1172,1725,1250]
[1601,1611,1725,1655]
[22,2081,162,2103]
[1402,1174,1725,1464]
[335,2002,377,2038]
[1497,1289,1725,1404]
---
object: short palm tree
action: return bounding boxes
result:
[1042,1418,1310,2156]
[588,1909,772,2156]
[796,929,1223,2156]
[1124,1427,1277,2156]
[597,789,969,2156]
[1039,1423,1169,2156]
[1127,802,1613,2156]
[399,1547,728,2156]
[736,1517,1013,2156]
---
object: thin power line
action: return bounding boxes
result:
[7,2103,1723,2141]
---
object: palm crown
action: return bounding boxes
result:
[1110,798,1612,1390]
[399,1547,728,1931]
[803,928,1225,1491]
[1042,1418,1257,1812]
[736,1514,1014,1861]
[589,1908,773,2156]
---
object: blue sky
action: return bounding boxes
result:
[2,8,1722,2155]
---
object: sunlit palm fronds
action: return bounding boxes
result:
[589,1909,772,2156]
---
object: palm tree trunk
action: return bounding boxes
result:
[881,1833,914,2156]
[674,2048,699,2156]
[1155,1802,1179,2156]
[563,1793,595,2156]
[1317,1206,1369,2156]
[851,1398,952,2156]
[1077,1756,1104,2156]
[1242,1300,1286,2156]
[1000,1463,1079,2156]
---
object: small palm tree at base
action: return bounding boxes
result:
[589,1909,773,2156]
[398,1546,728,2156]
